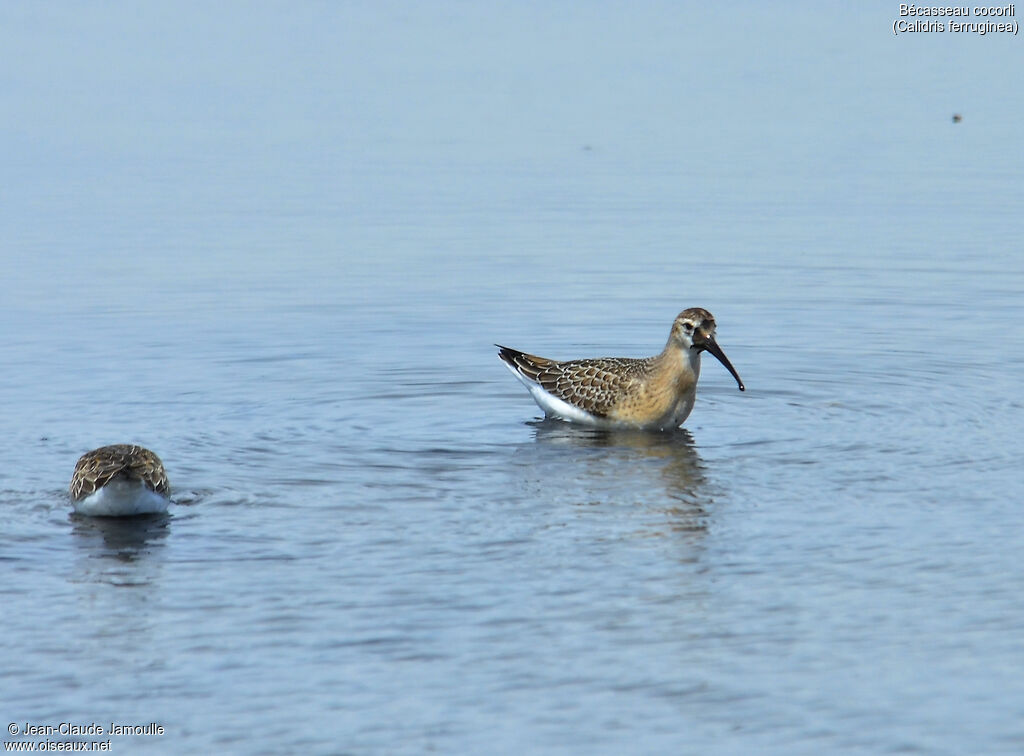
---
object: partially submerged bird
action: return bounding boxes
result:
[70,444,170,516]
[497,307,744,431]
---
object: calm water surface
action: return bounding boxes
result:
[3,3,1023,754]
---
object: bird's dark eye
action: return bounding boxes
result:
[682,323,694,333]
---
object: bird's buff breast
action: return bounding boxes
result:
[607,363,699,430]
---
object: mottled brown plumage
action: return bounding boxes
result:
[496,349,657,418]
[70,444,170,502]
[497,307,744,430]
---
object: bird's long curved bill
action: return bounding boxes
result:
[704,338,745,391]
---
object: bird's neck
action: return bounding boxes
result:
[653,341,701,387]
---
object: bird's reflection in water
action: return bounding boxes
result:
[519,420,712,538]
[70,512,170,586]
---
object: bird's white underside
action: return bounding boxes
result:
[73,478,169,517]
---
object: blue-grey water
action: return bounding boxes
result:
[3,2,1023,754]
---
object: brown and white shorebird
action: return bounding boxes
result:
[497,308,745,431]
[70,444,170,516]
